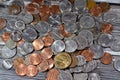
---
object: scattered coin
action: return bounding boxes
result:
[15,20,26,31]
[73,73,88,80]
[31,14,41,25]
[5,38,16,49]
[90,5,102,16]
[114,59,120,71]
[76,55,86,66]
[88,73,101,80]
[0,18,7,30]
[50,5,61,15]
[74,0,86,10]
[101,23,113,34]
[110,39,120,52]
[17,44,28,56]
[47,58,54,69]
[70,66,84,73]
[1,32,11,42]
[99,2,110,12]
[9,4,21,15]
[87,0,96,10]
[69,55,78,68]
[2,59,13,70]
[16,38,25,46]
[11,30,22,42]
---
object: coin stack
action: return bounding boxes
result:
[0,0,120,80]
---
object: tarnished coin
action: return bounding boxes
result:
[79,15,95,29]
[22,27,37,42]
[15,20,25,31]
[2,59,13,70]
[99,2,110,12]
[74,0,86,10]
[101,23,113,34]
[65,39,77,53]
[5,38,16,49]
[69,56,78,68]
[110,39,120,52]
[70,66,84,73]
[1,32,11,42]
[51,40,65,53]
[11,30,22,42]
[0,18,7,30]
[90,5,102,16]
[50,5,61,15]
[76,55,86,66]
[114,59,120,71]
[73,73,88,80]
[88,73,101,80]
[54,52,72,69]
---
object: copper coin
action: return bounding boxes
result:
[25,2,39,14]
[69,0,75,4]
[42,35,54,47]
[90,5,102,16]
[100,52,112,65]
[0,18,7,30]
[37,59,49,72]
[99,2,110,12]
[9,4,21,15]
[69,55,78,68]
[81,49,94,62]
[31,14,41,25]
[50,5,61,15]
[29,53,42,65]
[13,57,25,69]
[16,38,25,46]
[1,32,11,42]
[32,0,44,5]
[47,58,54,69]
[26,65,38,77]
[101,23,113,34]
[32,38,44,50]
[15,63,26,76]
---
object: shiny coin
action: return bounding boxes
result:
[0,18,7,30]
[88,73,101,80]
[50,5,61,15]
[99,2,110,12]
[65,39,77,53]
[26,65,38,77]
[22,27,37,42]
[101,23,113,34]
[79,15,95,29]
[2,59,13,70]
[5,38,16,49]
[100,52,112,65]
[54,52,72,69]
[70,66,84,73]
[73,73,88,80]
[11,30,22,42]
[51,40,65,53]
[1,32,11,42]
[90,5,102,16]
[110,39,120,52]
[69,55,78,68]
[114,59,120,71]
[76,55,86,66]
[15,20,25,31]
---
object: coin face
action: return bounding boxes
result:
[47,58,54,69]
[69,55,78,68]
[9,4,21,15]
[76,55,86,66]
[110,39,120,52]
[11,30,22,42]
[101,23,113,34]
[15,20,25,31]
[2,59,13,70]
[114,59,120,71]
[0,18,7,30]
[87,0,96,10]
[54,52,72,69]
[88,73,101,80]
[70,66,84,73]
[74,0,86,10]
[31,14,41,25]
[90,5,102,16]
[50,5,61,15]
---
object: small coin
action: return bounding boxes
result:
[90,5,102,16]
[5,38,16,49]
[1,32,11,42]
[47,58,54,69]
[73,73,88,80]
[9,4,21,15]
[2,59,13,70]
[11,30,22,42]
[114,58,120,71]
[99,2,110,12]
[50,5,61,15]
[69,66,84,73]
[101,23,113,34]
[26,65,38,77]
[69,55,78,68]
[0,18,7,30]
[100,52,112,65]
[110,39,120,52]
[15,20,25,31]
[88,73,100,80]
[76,55,86,66]
[54,52,72,69]
[51,40,65,53]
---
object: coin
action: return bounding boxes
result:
[11,30,22,42]
[50,5,61,15]
[0,18,7,30]
[54,52,72,69]
[39,5,50,16]
[87,0,96,10]
[51,40,65,53]
[69,55,78,68]
[69,0,75,4]
[88,73,101,80]
[73,73,88,80]
[5,38,16,49]
[15,20,25,31]
[101,23,113,34]
[47,58,54,69]
[31,14,41,25]
[110,39,120,52]
[81,49,94,62]
[17,44,28,56]
[114,58,120,71]
[90,5,102,16]
[29,53,42,65]
[26,65,38,77]
[100,52,112,65]
[69,66,84,73]
[76,55,86,66]
[1,32,11,42]
[99,2,110,12]
[16,38,25,46]
[2,59,13,70]
[74,0,86,10]
[15,63,26,76]
[32,0,44,4]
[9,4,21,15]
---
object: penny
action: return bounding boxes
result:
[69,55,78,68]
[40,48,53,59]
[99,2,110,12]
[110,39,120,52]
[1,32,11,42]
[76,55,86,66]
[54,52,72,69]
[51,40,65,53]
[87,0,96,10]
[47,58,54,69]
[9,4,21,15]
[32,0,44,5]
[26,65,38,77]
[0,18,7,30]
[114,59,120,71]
[88,73,101,80]
[31,14,41,25]
[2,59,13,70]
[50,5,61,15]
[11,30,22,42]
[15,20,25,31]
[101,23,113,34]
[90,5,102,16]
[15,63,26,76]
[69,66,84,73]
[5,38,16,49]
[73,73,88,80]
[42,35,54,47]
[81,49,94,62]
[100,52,112,65]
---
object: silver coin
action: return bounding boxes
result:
[64,34,76,41]
[114,58,120,71]
[69,66,84,73]
[83,60,98,72]
[65,39,77,53]
[7,18,16,29]
[11,30,22,42]
[51,30,64,40]
[78,30,93,46]
[59,0,72,13]
[62,12,77,23]
[22,27,37,42]
[110,39,120,52]
[2,59,13,70]
[5,38,16,49]
[88,73,101,80]
[74,0,86,10]
[1,46,16,59]
[24,54,30,65]
[17,44,28,56]
[76,55,86,66]
[79,15,95,29]
[98,33,114,47]
[73,73,88,80]
[90,44,104,59]
[15,20,25,31]
[51,40,65,53]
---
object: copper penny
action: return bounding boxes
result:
[25,2,39,14]
[69,55,78,68]
[29,53,42,65]
[47,58,54,69]
[50,5,61,15]
[26,65,38,77]
[101,23,113,34]
[1,32,11,42]
[99,2,110,12]
[90,5,102,16]
[100,52,112,65]
[9,4,21,15]
[32,0,44,5]
[81,49,94,62]
[31,14,41,25]
[0,18,7,30]
[42,35,54,47]
[16,38,25,46]
[15,63,26,76]
[13,57,25,69]
[32,38,44,50]
[37,59,49,72]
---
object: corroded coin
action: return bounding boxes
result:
[88,73,101,80]
[9,4,21,15]
[2,59,13,70]
[54,52,72,69]
[99,2,110,12]
[0,18,7,30]
[90,5,102,16]
[101,23,113,34]
[73,73,88,80]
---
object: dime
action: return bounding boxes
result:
[88,73,101,80]
[114,59,120,71]
[2,59,13,70]
[73,73,88,80]
[5,38,16,49]
[90,5,102,16]
[110,39,120,52]
[15,20,25,31]
[50,5,61,15]
[76,55,86,66]
[0,18,7,30]
[99,2,110,12]
[54,52,72,69]
[70,66,84,73]
[15,64,26,76]
[7,18,16,29]
[101,23,113,34]
[1,32,11,42]
[9,4,21,15]
[11,30,22,42]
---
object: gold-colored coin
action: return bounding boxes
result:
[87,0,96,10]
[54,52,72,69]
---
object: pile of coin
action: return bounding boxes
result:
[0,0,120,80]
